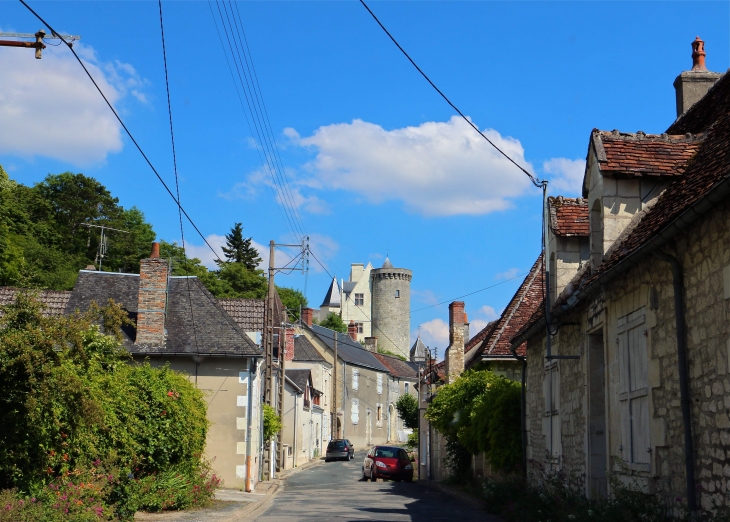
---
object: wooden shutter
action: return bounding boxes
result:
[377,374,383,395]
[351,398,359,424]
[618,310,649,468]
[352,369,359,391]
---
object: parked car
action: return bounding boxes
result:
[362,446,413,482]
[325,439,354,461]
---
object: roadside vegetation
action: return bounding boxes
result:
[0,293,217,520]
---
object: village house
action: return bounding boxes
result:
[511,39,730,514]
[372,349,420,443]
[1,244,268,492]
[283,368,325,466]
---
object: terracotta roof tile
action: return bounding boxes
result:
[373,352,419,380]
[592,130,703,178]
[549,197,589,237]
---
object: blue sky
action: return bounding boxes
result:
[1,1,728,354]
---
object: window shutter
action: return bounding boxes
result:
[351,398,359,424]
[377,374,383,395]
[352,369,359,391]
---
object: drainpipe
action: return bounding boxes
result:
[653,249,697,514]
[245,360,256,492]
[510,345,528,476]
[342,361,347,439]
[293,393,298,468]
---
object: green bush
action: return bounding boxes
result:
[0,293,216,518]
[396,393,419,430]
[406,430,419,450]
[263,404,282,443]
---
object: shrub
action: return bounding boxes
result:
[396,393,419,430]
[263,404,282,443]
[406,430,419,451]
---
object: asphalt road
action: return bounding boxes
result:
[254,451,491,522]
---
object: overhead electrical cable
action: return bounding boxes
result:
[18,0,226,265]
[358,0,542,188]
[158,0,201,356]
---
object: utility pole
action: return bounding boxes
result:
[332,332,337,439]
[0,30,80,59]
[263,239,307,478]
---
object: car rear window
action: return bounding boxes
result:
[328,441,345,449]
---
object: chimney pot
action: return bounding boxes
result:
[692,36,706,71]
[150,242,160,259]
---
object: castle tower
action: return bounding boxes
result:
[371,257,411,358]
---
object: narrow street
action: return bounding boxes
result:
[255,451,495,522]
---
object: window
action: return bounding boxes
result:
[395,289,400,298]
[356,322,364,334]
[404,382,410,395]
[618,308,650,470]
[352,369,359,391]
[543,359,561,462]
[377,374,383,395]
[354,293,364,306]
[377,404,383,428]
[351,398,359,424]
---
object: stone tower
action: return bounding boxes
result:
[371,257,412,358]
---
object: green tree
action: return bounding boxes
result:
[277,286,308,320]
[317,312,347,334]
[217,223,262,270]
[262,404,282,442]
[396,393,419,430]
[218,263,268,298]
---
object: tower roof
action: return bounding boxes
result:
[319,277,341,308]
[382,257,393,269]
[410,336,427,362]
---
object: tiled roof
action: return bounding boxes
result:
[286,369,311,393]
[320,277,341,308]
[514,71,730,348]
[0,287,72,317]
[467,255,544,367]
[549,197,589,237]
[591,129,703,179]
[308,324,389,372]
[410,336,428,360]
[293,334,326,362]
[66,271,261,356]
[218,299,264,332]
[373,352,418,380]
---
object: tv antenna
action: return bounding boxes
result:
[78,223,128,271]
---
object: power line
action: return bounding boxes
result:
[18,0,226,266]
[158,0,201,357]
[358,0,542,188]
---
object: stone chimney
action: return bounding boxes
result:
[673,36,722,118]
[444,302,465,383]
[348,320,358,341]
[285,327,295,362]
[301,307,313,327]
[135,242,168,346]
[463,312,470,346]
[364,336,378,352]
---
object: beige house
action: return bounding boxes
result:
[61,245,265,492]
[373,352,419,443]
[283,369,325,467]
[512,44,730,515]
[315,263,374,342]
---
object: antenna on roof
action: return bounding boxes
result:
[78,223,129,271]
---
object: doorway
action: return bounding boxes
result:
[588,331,607,497]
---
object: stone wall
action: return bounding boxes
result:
[371,267,412,358]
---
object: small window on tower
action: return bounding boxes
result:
[395,289,400,298]
[354,293,364,306]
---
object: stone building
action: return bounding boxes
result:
[373,351,419,443]
[512,39,730,514]
[314,258,412,358]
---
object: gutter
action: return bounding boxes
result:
[512,172,730,347]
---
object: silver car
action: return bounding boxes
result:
[325,439,354,461]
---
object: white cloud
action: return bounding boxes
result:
[412,289,439,306]
[0,42,148,166]
[415,318,449,357]
[476,305,499,321]
[543,158,586,196]
[470,320,489,338]
[288,116,535,217]
[496,267,520,280]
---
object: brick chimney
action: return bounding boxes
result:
[135,242,168,346]
[364,337,378,352]
[444,302,465,383]
[463,312,470,346]
[348,320,358,341]
[673,36,721,118]
[285,327,295,362]
[301,307,313,327]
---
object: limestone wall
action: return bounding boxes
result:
[371,268,412,358]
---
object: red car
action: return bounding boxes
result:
[362,446,414,482]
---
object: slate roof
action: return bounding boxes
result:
[342,281,357,295]
[514,71,730,347]
[286,369,311,392]
[467,255,544,367]
[308,324,389,372]
[293,334,326,362]
[0,287,71,317]
[66,271,261,356]
[320,277,341,308]
[373,352,419,380]
[589,129,704,179]
[410,336,427,360]
[549,197,589,237]
[218,299,264,332]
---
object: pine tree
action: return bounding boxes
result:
[218,223,262,270]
